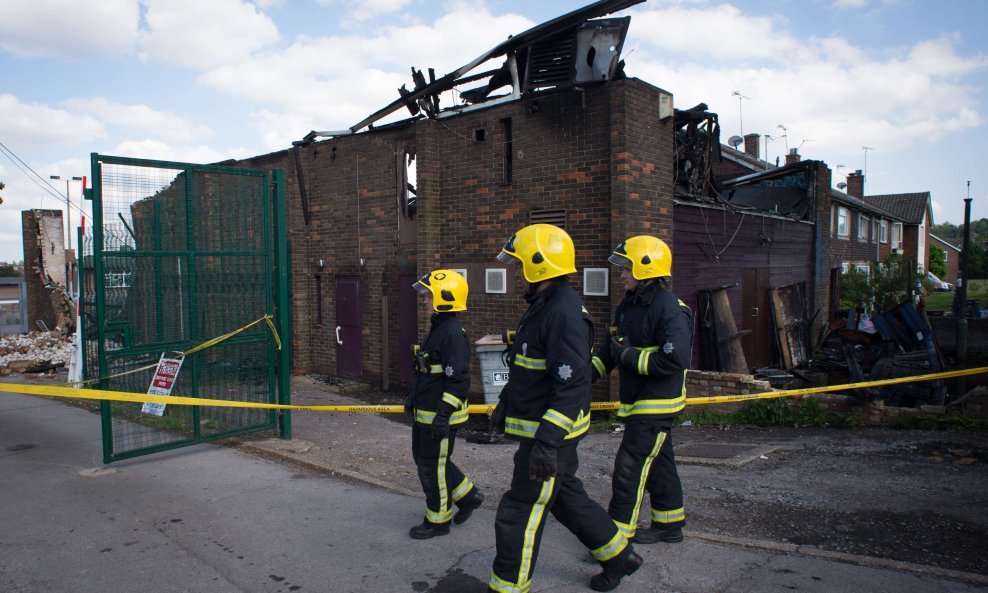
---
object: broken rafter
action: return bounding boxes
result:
[346,0,645,135]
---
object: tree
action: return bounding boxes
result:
[872,254,928,312]
[0,264,19,277]
[928,245,947,278]
[839,268,872,310]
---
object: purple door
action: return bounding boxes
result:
[335,276,362,377]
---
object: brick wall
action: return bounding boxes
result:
[21,209,64,331]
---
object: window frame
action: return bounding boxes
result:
[837,206,849,238]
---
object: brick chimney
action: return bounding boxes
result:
[784,148,801,165]
[743,133,760,158]
[846,169,864,198]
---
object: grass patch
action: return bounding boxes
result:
[925,278,988,313]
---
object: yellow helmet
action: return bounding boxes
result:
[413,269,468,312]
[608,235,672,280]
[497,223,576,283]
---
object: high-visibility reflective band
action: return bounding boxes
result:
[591,529,628,562]
[651,507,685,524]
[634,345,660,376]
[489,571,530,593]
[564,413,590,440]
[613,519,635,539]
[442,392,465,409]
[505,416,539,438]
[452,477,474,503]
[628,431,666,531]
[425,507,453,523]
[415,407,469,425]
[513,355,546,371]
[616,396,686,417]
[428,364,444,374]
[505,414,589,440]
[541,408,575,433]
[519,478,554,587]
[591,356,606,378]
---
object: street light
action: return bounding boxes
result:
[49,175,83,252]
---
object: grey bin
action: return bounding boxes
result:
[475,342,510,405]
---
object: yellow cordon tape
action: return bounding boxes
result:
[70,314,281,386]
[0,367,984,414]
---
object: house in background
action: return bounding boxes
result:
[930,233,961,283]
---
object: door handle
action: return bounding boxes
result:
[751,307,759,316]
[335,326,343,345]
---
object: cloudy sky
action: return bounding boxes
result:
[1,0,986,263]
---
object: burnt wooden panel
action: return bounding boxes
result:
[673,203,815,372]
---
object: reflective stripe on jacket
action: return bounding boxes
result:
[410,313,471,426]
[592,281,692,419]
[498,279,594,446]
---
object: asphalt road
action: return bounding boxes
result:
[2,387,986,593]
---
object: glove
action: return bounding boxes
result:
[404,393,414,415]
[528,440,557,482]
[610,337,628,361]
[431,410,450,441]
[490,400,506,434]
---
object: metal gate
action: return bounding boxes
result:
[81,154,291,463]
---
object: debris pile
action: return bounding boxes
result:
[0,331,74,372]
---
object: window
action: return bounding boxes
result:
[841,262,850,274]
[880,220,888,243]
[583,268,609,296]
[830,205,835,237]
[891,222,903,250]
[485,268,506,294]
[837,207,849,238]
[105,271,131,288]
[944,249,949,262]
[858,214,868,241]
[855,263,870,278]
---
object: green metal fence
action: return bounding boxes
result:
[82,154,291,463]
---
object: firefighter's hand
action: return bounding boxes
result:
[403,393,414,415]
[431,411,450,441]
[610,337,628,361]
[528,440,557,482]
[490,400,506,434]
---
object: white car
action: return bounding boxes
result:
[926,271,953,292]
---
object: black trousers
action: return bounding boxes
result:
[489,440,629,593]
[608,417,684,538]
[411,423,478,525]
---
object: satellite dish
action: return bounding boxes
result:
[837,182,847,190]
[728,135,743,148]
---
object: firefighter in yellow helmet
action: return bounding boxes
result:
[592,235,692,545]
[489,224,642,593]
[406,270,483,539]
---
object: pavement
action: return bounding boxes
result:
[3,373,988,593]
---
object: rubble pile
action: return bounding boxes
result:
[0,331,74,370]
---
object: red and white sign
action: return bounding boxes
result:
[141,354,184,416]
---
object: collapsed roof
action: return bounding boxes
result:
[298,0,645,144]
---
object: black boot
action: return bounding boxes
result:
[453,490,485,525]
[632,523,683,544]
[589,550,643,592]
[409,519,450,540]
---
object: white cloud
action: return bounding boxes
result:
[0,0,139,59]
[138,0,280,70]
[63,98,215,144]
[625,8,987,163]
[317,0,415,22]
[832,0,869,8]
[0,94,105,148]
[111,139,244,164]
[199,4,531,142]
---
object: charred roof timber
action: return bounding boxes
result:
[297,0,644,145]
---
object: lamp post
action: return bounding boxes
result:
[49,175,83,251]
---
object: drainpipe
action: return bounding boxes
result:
[382,270,390,392]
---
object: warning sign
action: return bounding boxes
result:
[141,354,184,416]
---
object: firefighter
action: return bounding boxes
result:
[488,224,642,593]
[591,235,692,545]
[407,269,484,539]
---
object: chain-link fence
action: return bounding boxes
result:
[84,155,290,463]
